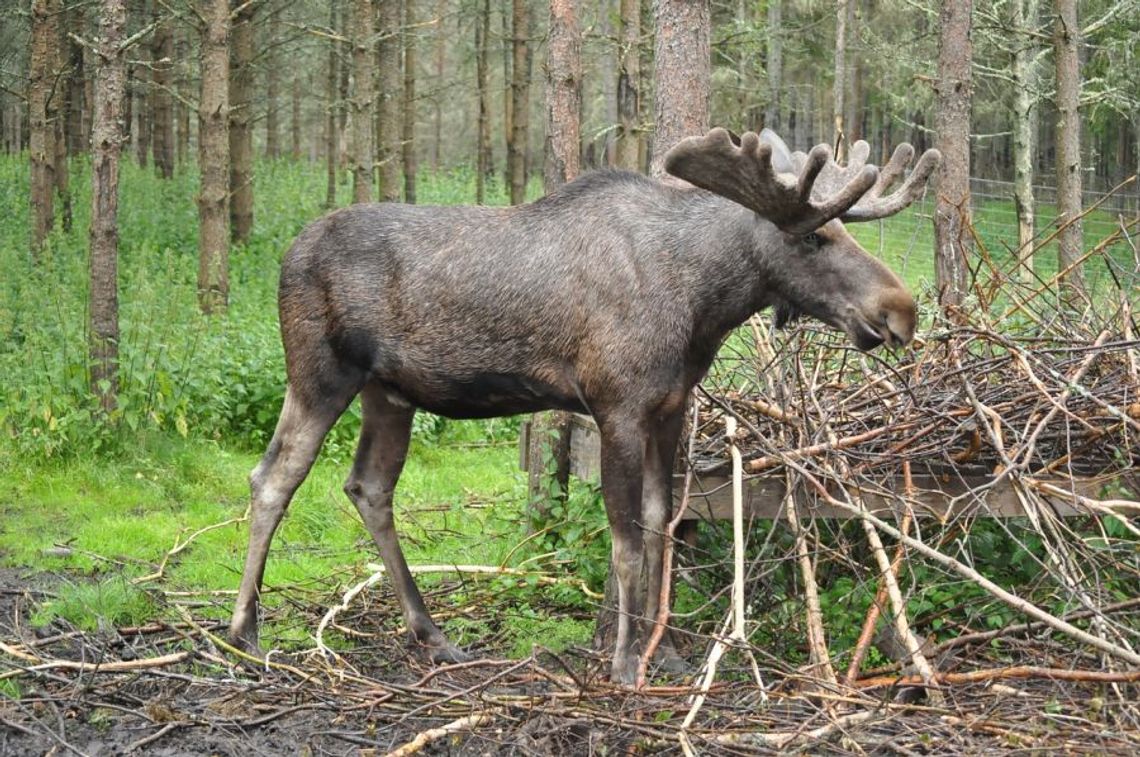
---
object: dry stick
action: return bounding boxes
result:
[678,417,765,756]
[384,712,496,757]
[784,462,1140,667]
[857,665,1140,689]
[843,464,915,685]
[703,710,879,750]
[0,640,190,681]
[639,400,700,687]
[132,514,248,585]
[783,470,838,686]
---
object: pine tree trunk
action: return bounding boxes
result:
[89,0,126,413]
[614,0,640,170]
[1053,0,1086,298]
[292,74,302,161]
[475,0,493,203]
[176,26,191,166]
[53,12,71,233]
[151,11,175,179]
[764,0,782,133]
[65,6,87,156]
[544,0,581,188]
[432,0,445,171]
[403,0,418,203]
[932,0,973,310]
[29,0,59,257]
[325,2,340,208]
[843,0,859,143]
[197,0,231,315]
[832,0,847,160]
[508,0,532,202]
[229,0,255,241]
[377,0,401,202]
[649,0,709,177]
[265,6,281,159]
[351,0,375,203]
[1011,0,1039,284]
[134,31,151,170]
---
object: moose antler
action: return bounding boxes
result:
[663,128,941,235]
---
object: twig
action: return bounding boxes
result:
[857,665,1140,688]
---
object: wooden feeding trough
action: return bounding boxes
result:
[521,414,1134,522]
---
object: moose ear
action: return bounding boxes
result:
[759,128,797,175]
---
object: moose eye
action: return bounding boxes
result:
[802,232,823,249]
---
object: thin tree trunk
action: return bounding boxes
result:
[649,0,709,177]
[1053,0,1086,298]
[544,0,580,188]
[432,0,445,171]
[508,0,531,202]
[265,5,281,159]
[292,74,302,160]
[89,0,127,413]
[764,0,782,133]
[377,0,401,201]
[614,0,639,170]
[501,0,513,182]
[29,0,59,257]
[151,9,175,178]
[932,0,973,310]
[403,0,418,202]
[176,25,190,166]
[229,0,255,241]
[198,0,231,315]
[134,25,151,170]
[844,0,859,143]
[53,10,71,233]
[350,0,375,203]
[475,0,493,203]
[65,6,87,156]
[325,1,340,208]
[832,0,847,160]
[1012,0,1039,284]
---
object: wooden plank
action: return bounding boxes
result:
[547,408,1131,520]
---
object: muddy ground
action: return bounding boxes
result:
[2,565,1138,756]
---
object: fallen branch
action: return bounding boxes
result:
[384,712,495,756]
[857,665,1140,688]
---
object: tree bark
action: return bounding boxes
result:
[350,0,375,203]
[176,25,191,166]
[507,0,532,203]
[325,1,340,208]
[475,0,493,203]
[764,0,782,134]
[291,73,302,161]
[377,0,401,201]
[544,0,580,189]
[402,0,418,203]
[197,0,230,315]
[1011,0,1039,284]
[65,5,87,156]
[265,4,281,160]
[133,28,151,170]
[932,0,973,310]
[229,0,255,241]
[844,0,860,143]
[29,0,59,257]
[89,0,126,413]
[151,9,175,179]
[614,0,640,170]
[432,0,446,171]
[53,9,71,233]
[1053,0,1086,298]
[832,0,848,160]
[649,0,709,177]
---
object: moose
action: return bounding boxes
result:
[228,128,940,685]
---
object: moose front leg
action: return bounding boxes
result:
[640,409,685,670]
[597,415,647,686]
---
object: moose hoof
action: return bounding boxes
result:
[610,657,639,688]
[419,637,470,665]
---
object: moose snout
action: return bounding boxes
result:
[876,287,917,348]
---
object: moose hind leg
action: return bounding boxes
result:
[641,410,686,672]
[230,385,355,653]
[343,383,467,664]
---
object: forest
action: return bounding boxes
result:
[0,0,1138,754]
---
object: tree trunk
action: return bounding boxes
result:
[198,0,230,315]
[350,0,375,203]
[649,0,709,177]
[29,0,59,257]
[265,5,281,160]
[832,0,847,160]
[1053,0,1086,298]
[65,6,87,156]
[475,0,493,203]
[229,0,255,241]
[614,0,640,170]
[377,0,401,201]
[1011,0,1039,284]
[151,10,175,179]
[843,0,859,143]
[292,74,302,161]
[325,1,340,208]
[53,10,71,233]
[432,0,446,171]
[89,0,126,414]
[764,0,782,133]
[508,0,532,202]
[932,0,973,310]
[176,25,191,166]
[402,0,418,203]
[133,33,151,170]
